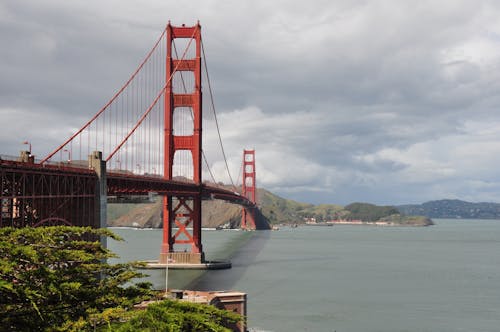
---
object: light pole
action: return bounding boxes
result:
[116,160,121,170]
[22,141,31,154]
[165,256,169,295]
[63,149,71,163]
[136,163,141,174]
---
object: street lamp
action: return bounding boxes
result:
[63,149,71,163]
[116,160,121,170]
[136,163,141,174]
[22,141,31,154]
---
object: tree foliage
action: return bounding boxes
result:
[0,226,243,331]
[111,299,241,332]
[0,226,153,331]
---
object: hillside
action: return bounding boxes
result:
[108,188,431,227]
[107,199,242,228]
[397,199,500,219]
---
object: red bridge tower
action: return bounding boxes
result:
[241,149,257,229]
[161,22,204,264]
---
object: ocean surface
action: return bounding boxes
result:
[108,219,500,332]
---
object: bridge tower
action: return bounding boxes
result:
[241,149,257,229]
[161,22,204,264]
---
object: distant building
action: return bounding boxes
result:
[137,290,248,332]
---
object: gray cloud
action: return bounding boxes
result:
[2,0,500,205]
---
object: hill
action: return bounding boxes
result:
[107,199,243,228]
[108,188,431,227]
[397,199,500,219]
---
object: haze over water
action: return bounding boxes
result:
[110,219,500,332]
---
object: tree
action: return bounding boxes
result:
[0,226,243,331]
[111,299,241,332]
[0,226,153,331]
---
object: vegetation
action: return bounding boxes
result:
[0,226,241,331]
[110,299,240,332]
[0,226,152,331]
[344,202,400,221]
[379,214,433,226]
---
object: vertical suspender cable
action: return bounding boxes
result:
[201,38,236,189]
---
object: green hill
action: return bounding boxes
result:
[257,190,430,225]
[344,202,400,221]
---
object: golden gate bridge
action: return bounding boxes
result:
[0,22,269,266]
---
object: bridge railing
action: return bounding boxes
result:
[0,154,94,174]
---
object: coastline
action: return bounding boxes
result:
[327,220,433,226]
[301,217,433,227]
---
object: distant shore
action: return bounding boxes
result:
[301,216,434,227]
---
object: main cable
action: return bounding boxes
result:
[200,37,236,190]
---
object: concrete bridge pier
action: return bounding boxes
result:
[89,151,107,247]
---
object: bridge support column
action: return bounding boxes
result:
[89,151,107,247]
[160,195,174,262]
[241,150,257,230]
[242,207,256,230]
[160,22,205,264]
[160,195,204,264]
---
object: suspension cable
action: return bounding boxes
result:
[235,162,243,189]
[200,37,236,189]
[41,27,167,164]
[203,153,218,185]
[172,41,218,185]
[106,29,197,162]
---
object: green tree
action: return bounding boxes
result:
[111,299,241,332]
[0,226,153,331]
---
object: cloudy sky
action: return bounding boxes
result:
[2,0,500,205]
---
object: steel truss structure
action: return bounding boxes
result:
[1,160,97,228]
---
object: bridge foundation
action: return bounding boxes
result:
[161,252,203,265]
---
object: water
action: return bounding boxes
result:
[108,228,253,289]
[109,219,500,331]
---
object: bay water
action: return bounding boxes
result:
[109,219,500,331]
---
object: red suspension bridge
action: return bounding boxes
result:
[0,22,269,265]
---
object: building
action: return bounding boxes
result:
[136,289,248,332]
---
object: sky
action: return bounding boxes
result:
[2,0,500,206]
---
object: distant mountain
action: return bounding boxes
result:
[397,199,500,219]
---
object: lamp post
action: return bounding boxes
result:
[136,163,141,174]
[22,141,31,154]
[165,256,169,295]
[116,160,121,171]
[63,149,71,163]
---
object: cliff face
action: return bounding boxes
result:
[108,200,162,228]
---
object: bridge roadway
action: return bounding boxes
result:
[107,171,253,207]
[0,158,255,228]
